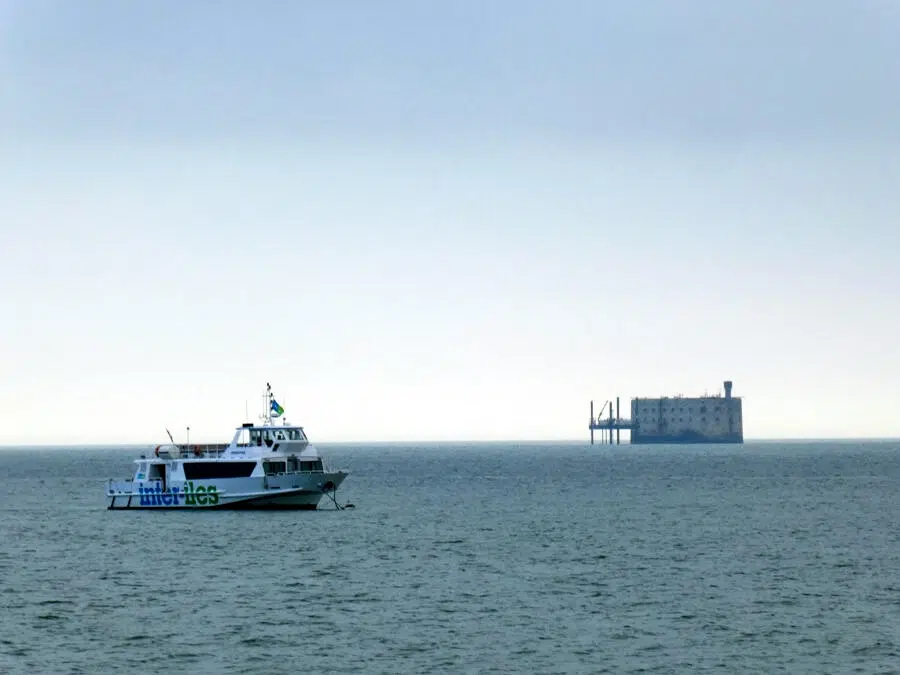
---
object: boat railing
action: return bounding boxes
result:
[176,444,229,458]
[264,469,325,477]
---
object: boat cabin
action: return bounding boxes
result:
[231,422,309,450]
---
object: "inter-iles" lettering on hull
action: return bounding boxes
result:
[138,481,220,507]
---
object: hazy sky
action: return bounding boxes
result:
[2,1,899,444]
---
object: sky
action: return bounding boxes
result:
[1,0,899,444]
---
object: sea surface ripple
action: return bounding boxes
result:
[1,441,899,673]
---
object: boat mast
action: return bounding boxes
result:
[262,382,286,427]
[263,383,272,426]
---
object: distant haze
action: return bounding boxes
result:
[2,1,898,443]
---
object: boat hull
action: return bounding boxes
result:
[107,471,348,510]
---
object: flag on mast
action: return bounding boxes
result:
[270,398,284,417]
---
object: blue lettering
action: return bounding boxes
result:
[136,485,193,507]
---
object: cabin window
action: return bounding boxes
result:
[300,460,323,472]
[183,461,256,479]
[263,461,287,476]
[285,428,307,441]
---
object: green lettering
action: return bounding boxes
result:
[195,485,207,506]
[207,485,219,506]
[184,481,196,506]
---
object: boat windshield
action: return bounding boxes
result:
[248,427,307,444]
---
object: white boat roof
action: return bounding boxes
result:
[140,385,322,462]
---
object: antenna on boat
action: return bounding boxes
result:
[166,428,175,444]
[259,382,276,426]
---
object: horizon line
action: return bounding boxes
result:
[1,436,898,449]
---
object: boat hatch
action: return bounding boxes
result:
[147,463,166,490]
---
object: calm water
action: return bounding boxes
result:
[1,441,899,674]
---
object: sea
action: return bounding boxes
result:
[1,440,899,674]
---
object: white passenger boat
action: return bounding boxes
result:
[106,385,349,510]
